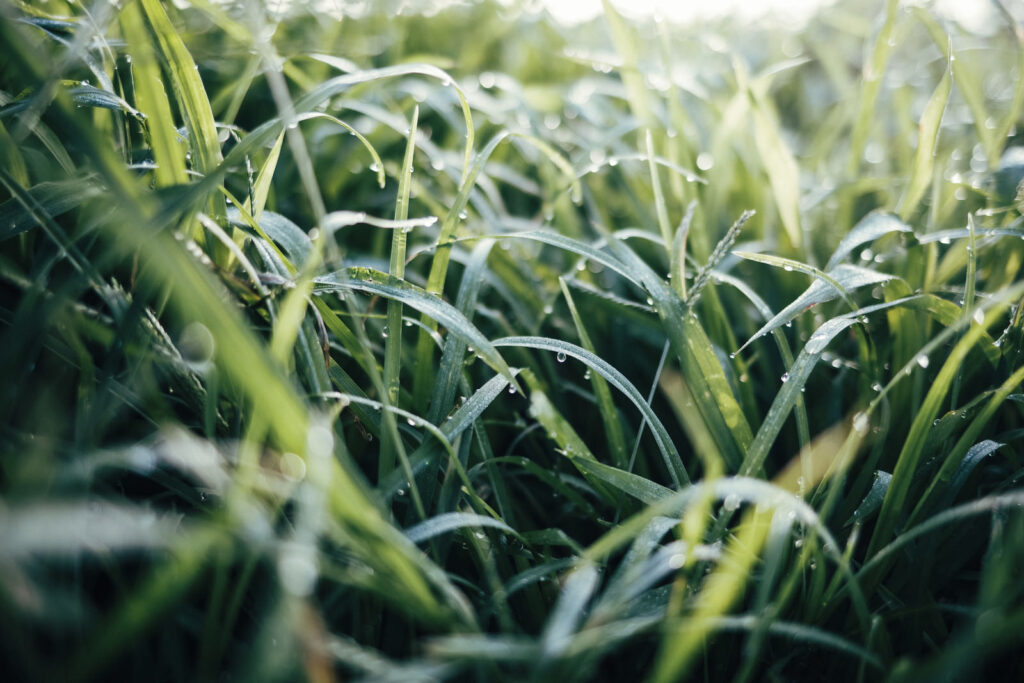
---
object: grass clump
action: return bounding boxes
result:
[1,0,1024,680]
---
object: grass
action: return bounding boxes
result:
[1,0,1024,680]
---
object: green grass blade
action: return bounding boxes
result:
[380,105,418,483]
[559,278,629,469]
[494,336,688,486]
[315,267,518,390]
[405,512,519,545]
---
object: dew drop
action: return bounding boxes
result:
[916,354,930,369]
[852,411,869,434]
[781,372,790,383]
[973,308,985,326]
[723,494,740,512]
[556,351,567,363]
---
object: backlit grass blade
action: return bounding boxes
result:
[136,0,224,220]
[895,48,952,221]
[121,1,187,191]
[848,0,898,173]
[645,129,673,249]
[750,88,803,249]
[246,132,283,219]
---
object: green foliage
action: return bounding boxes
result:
[1,0,1024,681]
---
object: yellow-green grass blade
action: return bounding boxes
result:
[136,0,223,203]
[896,48,952,221]
[848,0,898,174]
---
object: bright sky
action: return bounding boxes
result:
[538,0,833,25]
[528,0,1002,33]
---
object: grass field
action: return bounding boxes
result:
[2,0,1024,680]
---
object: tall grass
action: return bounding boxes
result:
[1,0,1024,680]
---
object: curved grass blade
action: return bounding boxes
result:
[825,211,913,270]
[908,364,1024,526]
[405,512,519,545]
[859,490,1024,584]
[484,231,636,284]
[315,267,518,391]
[412,131,581,409]
[739,297,918,478]
[734,260,895,354]
[0,176,101,240]
[494,336,688,485]
[559,278,629,468]
[845,470,891,527]
[570,458,674,504]
[311,56,475,180]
